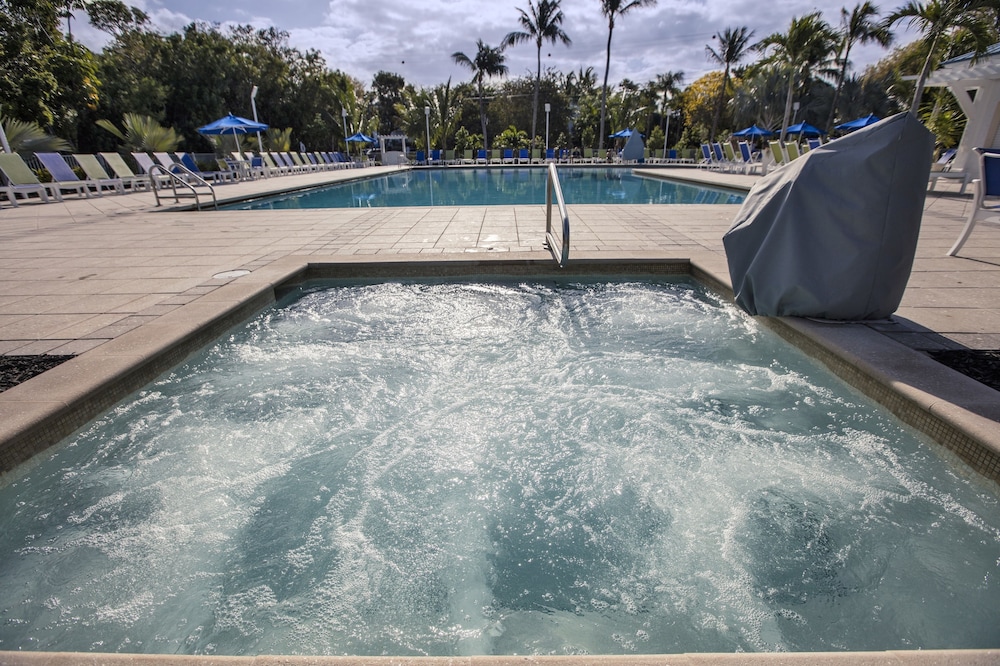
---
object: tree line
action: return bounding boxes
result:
[3,0,1000,157]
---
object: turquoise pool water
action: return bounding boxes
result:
[223,168,745,209]
[0,279,997,656]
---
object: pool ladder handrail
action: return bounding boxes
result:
[545,162,570,267]
[148,163,218,210]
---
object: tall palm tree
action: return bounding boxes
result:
[706,26,755,141]
[452,40,509,152]
[885,0,1000,114]
[756,13,838,141]
[597,0,658,151]
[826,3,893,131]
[650,71,684,148]
[504,0,572,150]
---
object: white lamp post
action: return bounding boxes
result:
[424,105,431,164]
[544,103,551,151]
[662,107,671,158]
[793,101,801,125]
[341,107,349,156]
[250,85,263,153]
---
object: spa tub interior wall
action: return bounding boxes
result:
[0,261,998,658]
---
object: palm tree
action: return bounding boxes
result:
[706,26,755,140]
[597,0,658,151]
[504,0,572,150]
[452,40,509,152]
[96,113,182,151]
[0,114,72,155]
[756,13,838,141]
[649,71,684,149]
[826,3,893,131]
[885,0,1000,115]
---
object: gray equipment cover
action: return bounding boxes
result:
[723,112,933,320]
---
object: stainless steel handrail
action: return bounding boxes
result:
[544,162,570,267]
[149,163,217,210]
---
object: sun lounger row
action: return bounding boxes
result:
[0,149,369,206]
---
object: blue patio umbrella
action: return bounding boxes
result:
[733,124,774,138]
[784,122,826,137]
[197,113,269,155]
[835,114,880,132]
[609,128,641,138]
[346,132,376,143]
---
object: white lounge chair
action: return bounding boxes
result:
[73,154,125,195]
[99,152,149,191]
[948,149,1000,256]
[0,153,62,204]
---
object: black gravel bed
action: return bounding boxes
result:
[0,355,75,393]
[928,349,1000,393]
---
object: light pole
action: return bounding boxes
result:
[792,101,801,125]
[424,106,431,164]
[341,107,349,157]
[662,107,671,158]
[544,103,551,152]
[250,85,263,153]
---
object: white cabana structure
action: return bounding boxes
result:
[378,131,411,166]
[924,43,1000,189]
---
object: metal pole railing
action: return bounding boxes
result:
[545,162,570,267]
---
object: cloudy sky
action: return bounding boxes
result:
[77,0,920,91]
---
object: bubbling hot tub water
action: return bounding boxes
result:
[1,279,998,657]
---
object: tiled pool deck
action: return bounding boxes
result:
[0,164,998,665]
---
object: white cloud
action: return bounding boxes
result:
[73,0,918,91]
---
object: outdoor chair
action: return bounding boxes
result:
[928,148,971,194]
[807,138,823,150]
[152,152,182,170]
[34,153,93,198]
[174,154,234,184]
[131,152,167,182]
[99,153,148,190]
[737,142,761,175]
[768,141,788,169]
[416,150,426,165]
[476,149,488,164]
[785,142,802,161]
[698,144,715,169]
[73,154,125,195]
[948,149,1000,256]
[518,149,530,164]
[0,153,62,204]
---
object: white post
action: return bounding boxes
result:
[545,103,551,152]
[250,85,262,153]
[341,107,349,157]
[424,106,431,164]
[792,101,800,125]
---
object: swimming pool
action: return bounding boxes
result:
[223,168,745,210]
[1,278,997,657]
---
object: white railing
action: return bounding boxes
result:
[545,162,570,267]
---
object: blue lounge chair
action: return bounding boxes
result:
[179,153,235,183]
[34,152,93,198]
[948,149,1000,256]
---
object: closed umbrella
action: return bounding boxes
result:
[197,113,269,155]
